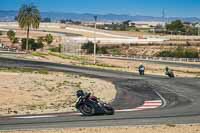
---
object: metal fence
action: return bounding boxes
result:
[98,54,200,63]
[61,38,82,55]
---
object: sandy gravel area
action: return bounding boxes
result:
[1,124,200,133]
[0,71,116,116]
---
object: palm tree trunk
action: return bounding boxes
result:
[26,26,30,51]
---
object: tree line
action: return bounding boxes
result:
[7,30,53,51]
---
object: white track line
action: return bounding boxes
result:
[13,115,57,119]
[12,100,163,119]
[154,90,167,108]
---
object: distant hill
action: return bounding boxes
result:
[0,10,200,22]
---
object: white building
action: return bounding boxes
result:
[129,21,166,28]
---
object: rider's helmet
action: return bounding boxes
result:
[165,66,169,72]
[139,64,144,70]
[76,90,84,98]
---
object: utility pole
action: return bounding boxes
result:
[93,16,97,64]
[162,9,165,22]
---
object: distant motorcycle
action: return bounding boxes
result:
[165,67,175,78]
[138,65,145,75]
[75,91,114,116]
[165,71,175,78]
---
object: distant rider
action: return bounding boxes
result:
[165,66,175,78]
[138,64,145,75]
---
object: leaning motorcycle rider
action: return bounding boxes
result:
[75,90,114,116]
[165,66,175,78]
[76,90,98,102]
[165,66,172,75]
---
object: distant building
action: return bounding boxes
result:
[82,21,113,27]
[129,21,166,29]
[195,23,200,28]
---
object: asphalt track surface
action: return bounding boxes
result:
[0,57,200,130]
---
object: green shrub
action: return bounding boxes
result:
[32,52,48,58]
[97,46,108,54]
[49,44,62,53]
[81,41,108,54]
[7,30,18,43]
[12,37,19,44]
[7,30,15,41]
[157,47,199,58]
[81,41,95,54]
[49,47,60,52]
[21,38,44,51]
[184,49,199,58]
[110,48,121,55]
[45,34,53,45]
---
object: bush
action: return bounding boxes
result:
[7,30,15,39]
[31,42,44,51]
[97,46,108,54]
[184,49,199,58]
[81,41,95,54]
[0,31,2,35]
[21,38,44,51]
[81,41,108,54]
[110,48,121,55]
[12,37,19,44]
[157,47,199,58]
[7,30,17,43]
[45,34,53,45]
[49,44,62,53]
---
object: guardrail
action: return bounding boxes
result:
[0,50,26,54]
[98,54,200,63]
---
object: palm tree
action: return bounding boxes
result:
[17,4,40,51]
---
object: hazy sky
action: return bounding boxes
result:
[1,0,200,17]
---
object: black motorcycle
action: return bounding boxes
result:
[165,71,175,78]
[138,65,145,75]
[75,93,114,116]
[139,69,145,75]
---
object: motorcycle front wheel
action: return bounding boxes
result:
[103,105,115,115]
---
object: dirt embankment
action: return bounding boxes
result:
[0,70,116,116]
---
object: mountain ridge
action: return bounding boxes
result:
[0,10,199,22]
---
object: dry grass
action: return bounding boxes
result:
[1,124,200,133]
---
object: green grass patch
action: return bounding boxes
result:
[157,47,199,58]
[31,52,49,58]
[0,67,49,74]
[48,52,88,61]
[96,63,118,68]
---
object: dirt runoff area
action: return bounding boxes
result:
[1,124,200,133]
[0,70,116,116]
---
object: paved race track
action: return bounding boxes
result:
[0,57,200,130]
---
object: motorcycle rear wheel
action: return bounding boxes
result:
[79,104,95,116]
